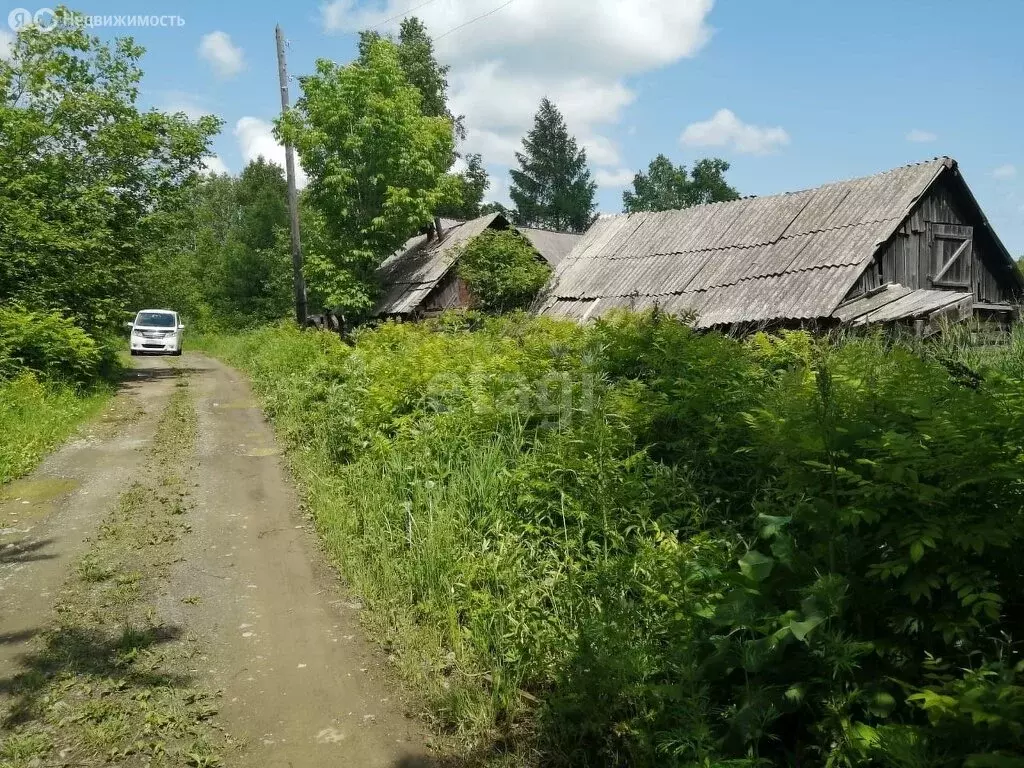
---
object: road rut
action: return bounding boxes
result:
[0,354,434,767]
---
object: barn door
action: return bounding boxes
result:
[927,222,973,291]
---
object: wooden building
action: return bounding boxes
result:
[374,213,579,319]
[538,158,1021,331]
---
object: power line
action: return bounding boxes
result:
[372,0,443,30]
[435,0,516,41]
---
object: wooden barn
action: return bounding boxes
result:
[538,158,1022,332]
[374,212,579,319]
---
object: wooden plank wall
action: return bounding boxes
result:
[870,177,1012,302]
[422,272,473,315]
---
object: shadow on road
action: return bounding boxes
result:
[0,629,39,645]
[0,623,189,727]
[122,366,207,385]
[0,538,56,565]
[392,756,469,768]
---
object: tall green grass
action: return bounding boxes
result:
[0,374,112,484]
[199,314,1024,767]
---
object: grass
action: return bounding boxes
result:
[0,373,229,768]
[0,374,114,485]
[195,316,1024,767]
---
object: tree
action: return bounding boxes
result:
[358,17,463,139]
[510,98,596,233]
[218,159,292,323]
[456,229,552,313]
[438,153,489,220]
[277,39,456,315]
[480,201,512,217]
[0,16,220,335]
[139,160,295,328]
[622,155,739,213]
[362,17,479,224]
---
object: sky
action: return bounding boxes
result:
[3,0,1023,253]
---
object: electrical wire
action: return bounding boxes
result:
[371,0,443,30]
[435,0,516,40]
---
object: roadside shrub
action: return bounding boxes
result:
[0,304,104,385]
[201,313,1024,767]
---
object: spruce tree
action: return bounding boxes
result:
[509,98,597,233]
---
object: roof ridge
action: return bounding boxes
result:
[590,157,953,220]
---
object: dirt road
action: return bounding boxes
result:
[0,355,435,767]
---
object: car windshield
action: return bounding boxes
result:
[136,312,176,328]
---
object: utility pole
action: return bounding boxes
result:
[275,24,307,327]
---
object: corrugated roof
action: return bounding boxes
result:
[374,214,501,316]
[374,215,580,316]
[517,227,580,267]
[833,283,973,325]
[539,158,952,327]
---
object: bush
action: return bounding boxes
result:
[201,314,1024,767]
[457,229,553,313]
[0,305,105,386]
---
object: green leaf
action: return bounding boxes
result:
[867,691,896,717]
[757,513,791,539]
[910,540,925,563]
[789,615,824,642]
[738,550,774,582]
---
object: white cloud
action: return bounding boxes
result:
[322,0,715,180]
[906,128,938,143]
[201,155,230,176]
[595,168,635,188]
[992,164,1017,180]
[581,134,623,167]
[199,31,245,79]
[680,109,789,155]
[159,90,214,120]
[486,173,511,207]
[234,117,308,188]
[0,29,13,61]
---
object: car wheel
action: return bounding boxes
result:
[173,349,182,357]
[130,350,138,356]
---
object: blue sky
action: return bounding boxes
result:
[5,0,1023,253]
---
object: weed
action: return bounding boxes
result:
[77,553,114,583]
[0,374,112,485]
[0,375,227,767]
[198,316,1024,767]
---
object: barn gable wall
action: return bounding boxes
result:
[849,172,1017,303]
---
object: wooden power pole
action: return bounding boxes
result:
[275,24,307,327]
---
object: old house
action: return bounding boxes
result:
[374,212,579,318]
[539,158,1021,332]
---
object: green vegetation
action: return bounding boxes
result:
[0,305,119,484]
[199,314,1024,767]
[277,37,458,316]
[457,230,553,313]
[623,154,740,212]
[0,13,219,337]
[0,375,111,485]
[0,12,214,481]
[144,158,295,329]
[0,377,229,768]
[510,98,597,233]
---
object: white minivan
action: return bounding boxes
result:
[128,309,184,356]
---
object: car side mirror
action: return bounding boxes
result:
[124,322,134,331]
[178,324,185,330]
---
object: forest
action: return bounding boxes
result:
[2,12,1023,768]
